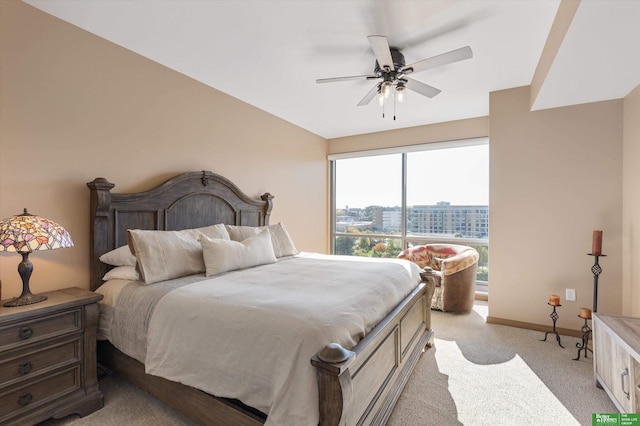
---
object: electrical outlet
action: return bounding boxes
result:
[566,288,576,301]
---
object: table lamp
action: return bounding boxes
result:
[0,209,73,307]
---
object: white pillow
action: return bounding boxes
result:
[128,224,230,285]
[99,245,137,267]
[199,230,277,277]
[102,266,140,281]
[225,223,298,258]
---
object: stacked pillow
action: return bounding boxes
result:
[127,224,230,285]
[99,222,298,285]
[99,245,139,281]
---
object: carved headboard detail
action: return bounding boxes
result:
[87,171,273,290]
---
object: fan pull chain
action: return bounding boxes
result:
[393,89,397,120]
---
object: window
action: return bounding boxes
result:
[333,153,403,258]
[330,138,489,290]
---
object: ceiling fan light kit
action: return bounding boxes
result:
[316,35,473,119]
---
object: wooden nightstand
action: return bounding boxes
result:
[0,287,104,425]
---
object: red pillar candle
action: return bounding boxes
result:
[592,230,603,255]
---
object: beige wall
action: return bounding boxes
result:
[623,84,640,317]
[328,116,489,154]
[0,1,328,299]
[489,86,623,330]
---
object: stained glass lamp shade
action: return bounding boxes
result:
[0,209,73,307]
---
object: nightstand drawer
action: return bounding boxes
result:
[0,309,81,351]
[0,338,80,386]
[0,366,80,420]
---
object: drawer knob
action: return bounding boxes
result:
[19,327,33,340]
[18,361,32,375]
[18,392,33,406]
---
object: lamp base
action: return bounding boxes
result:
[3,251,48,307]
[3,293,47,307]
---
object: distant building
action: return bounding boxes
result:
[335,219,372,233]
[409,202,488,238]
[340,203,488,238]
[372,207,402,232]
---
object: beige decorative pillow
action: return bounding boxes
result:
[225,223,298,258]
[127,224,230,285]
[99,245,137,267]
[102,266,140,281]
[199,230,277,277]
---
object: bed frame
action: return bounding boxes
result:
[87,170,435,426]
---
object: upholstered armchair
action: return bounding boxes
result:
[398,244,479,312]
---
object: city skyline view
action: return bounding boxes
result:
[336,203,489,239]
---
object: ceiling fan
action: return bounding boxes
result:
[316,36,473,114]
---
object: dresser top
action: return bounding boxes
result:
[594,313,640,359]
[0,287,103,323]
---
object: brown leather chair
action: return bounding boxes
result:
[398,244,479,312]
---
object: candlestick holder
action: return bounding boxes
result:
[541,303,564,348]
[588,253,606,313]
[573,314,593,361]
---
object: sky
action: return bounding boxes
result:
[335,143,489,209]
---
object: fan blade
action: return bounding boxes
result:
[405,78,441,98]
[357,84,381,106]
[401,46,472,74]
[316,75,377,84]
[367,35,394,71]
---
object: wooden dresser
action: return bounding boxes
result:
[0,287,104,425]
[593,313,640,413]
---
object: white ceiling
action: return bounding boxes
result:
[24,0,640,139]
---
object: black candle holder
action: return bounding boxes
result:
[588,253,606,313]
[541,303,564,348]
[573,314,593,361]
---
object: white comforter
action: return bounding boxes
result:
[100,253,421,425]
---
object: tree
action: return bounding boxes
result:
[372,242,387,258]
[472,245,489,271]
[335,236,356,255]
[386,239,402,258]
[357,236,371,251]
[362,205,382,221]
[352,236,372,257]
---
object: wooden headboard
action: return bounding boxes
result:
[87,171,273,291]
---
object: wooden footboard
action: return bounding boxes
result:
[312,278,435,426]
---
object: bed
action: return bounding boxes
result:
[87,170,435,426]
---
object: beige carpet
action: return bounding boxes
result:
[41,302,616,426]
[388,302,616,425]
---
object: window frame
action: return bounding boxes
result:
[329,137,489,291]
